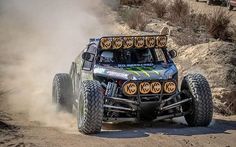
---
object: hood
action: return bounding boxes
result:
[93,64,178,81]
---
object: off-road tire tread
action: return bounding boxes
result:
[181,74,213,126]
[53,73,73,113]
[79,80,103,134]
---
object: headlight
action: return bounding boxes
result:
[112,37,123,49]
[100,37,112,49]
[146,36,155,48]
[134,37,145,48]
[156,36,167,48]
[164,81,176,94]
[151,82,161,94]
[123,82,137,95]
[123,37,133,49]
[139,82,151,94]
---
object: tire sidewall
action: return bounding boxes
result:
[181,74,213,126]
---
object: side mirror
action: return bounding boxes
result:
[169,50,177,58]
[82,52,95,62]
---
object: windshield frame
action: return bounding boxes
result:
[96,48,170,66]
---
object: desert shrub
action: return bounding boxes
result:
[206,8,232,41]
[168,0,190,23]
[172,28,209,46]
[120,0,146,6]
[119,8,148,31]
[151,0,168,18]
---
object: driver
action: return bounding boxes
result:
[99,51,114,63]
[136,49,152,63]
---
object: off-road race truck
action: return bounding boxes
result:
[52,33,213,134]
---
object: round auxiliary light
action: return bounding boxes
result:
[123,82,137,95]
[112,37,123,49]
[146,36,156,48]
[151,82,161,94]
[135,37,145,48]
[123,37,133,49]
[100,37,112,49]
[139,82,151,94]
[156,36,167,48]
[164,81,176,94]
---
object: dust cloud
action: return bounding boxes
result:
[0,0,114,130]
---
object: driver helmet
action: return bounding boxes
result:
[100,51,114,63]
[137,50,151,62]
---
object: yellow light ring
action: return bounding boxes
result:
[164,81,176,94]
[100,37,112,49]
[146,36,156,48]
[151,82,161,94]
[135,37,145,48]
[123,37,133,49]
[112,37,123,49]
[139,82,151,94]
[156,36,167,48]
[123,82,137,95]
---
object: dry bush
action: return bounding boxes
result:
[120,0,146,6]
[172,28,209,46]
[151,0,168,18]
[168,0,190,23]
[119,8,148,31]
[206,8,232,41]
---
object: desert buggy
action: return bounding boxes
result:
[52,33,213,134]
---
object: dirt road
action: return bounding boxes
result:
[1,97,236,147]
[186,0,236,24]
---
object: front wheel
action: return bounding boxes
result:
[181,74,213,127]
[77,80,104,134]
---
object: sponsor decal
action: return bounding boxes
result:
[136,67,150,77]
[164,82,176,93]
[151,82,161,94]
[124,82,137,95]
[118,63,154,68]
[139,82,151,94]
[134,37,145,48]
[146,67,161,76]
[112,37,123,49]
[100,38,112,49]
[146,36,155,48]
[123,37,133,49]
[126,68,140,76]
[156,36,167,48]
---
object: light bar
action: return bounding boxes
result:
[112,37,123,49]
[100,37,112,49]
[123,37,133,49]
[99,35,167,50]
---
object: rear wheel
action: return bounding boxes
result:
[181,74,213,126]
[52,73,73,113]
[227,0,233,10]
[207,0,212,5]
[77,80,104,134]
